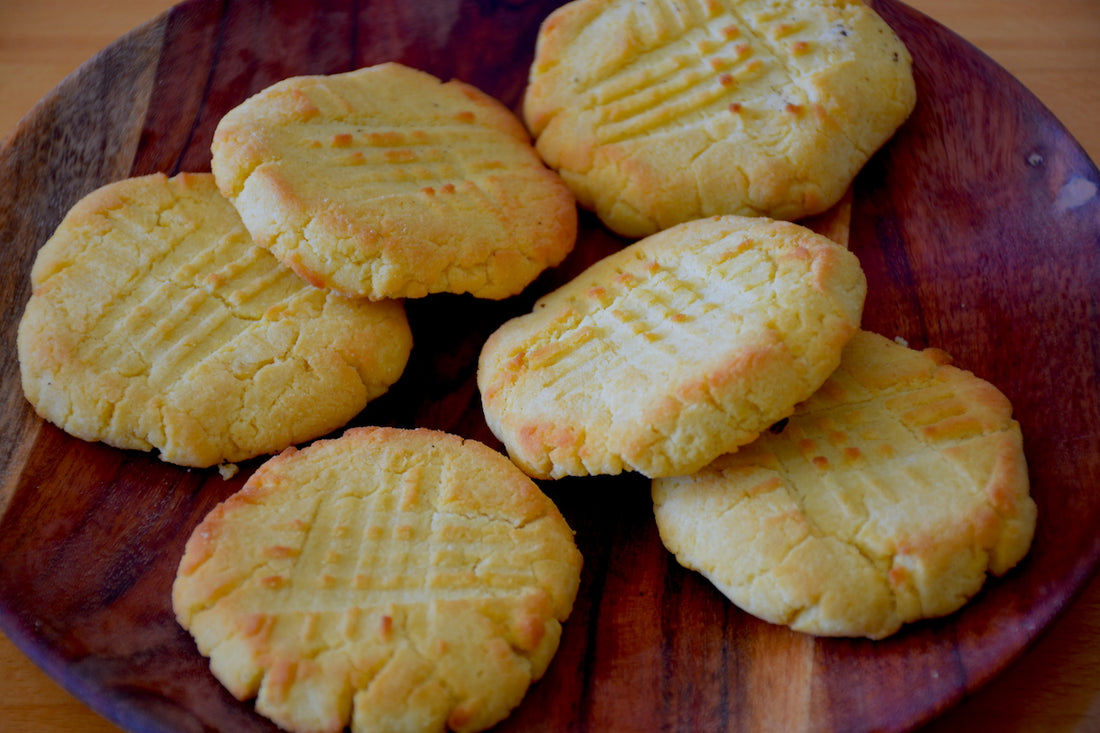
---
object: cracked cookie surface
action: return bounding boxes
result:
[172,426,583,733]
[523,0,916,237]
[477,214,866,479]
[211,62,577,300]
[17,172,412,468]
[651,330,1037,639]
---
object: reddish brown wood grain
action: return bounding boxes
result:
[0,1,1098,732]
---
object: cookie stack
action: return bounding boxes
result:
[15,0,1038,731]
[18,58,582,733]
[481,0,1035,645]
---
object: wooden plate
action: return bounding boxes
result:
[1,1,1098,731]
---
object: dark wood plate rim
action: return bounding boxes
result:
[0,2,1098,732]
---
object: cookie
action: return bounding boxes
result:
[651,330,1037,639]
[211,62,577,300]
[477,214,866,480]
[172,426,583,733]
[523,0,916,237]
[17,172,412,468]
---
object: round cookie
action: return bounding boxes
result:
[523,0,917,237]
[172,426,583,733]
[477,214,866,480]
[17,172,412,468]
[211,62,577,300]
[651,331,1037,639]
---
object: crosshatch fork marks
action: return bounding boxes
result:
[78,214,310,391]
[529,238,780,389]
[258,72,535,230]
[290,123,512,191]
[250,463,548,617]
[577,0,821,147]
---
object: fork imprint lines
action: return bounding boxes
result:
[274,479,534,616]
[534,258,730,391]
[294,120,518,228]
[83,225,303,390]
[778,387,988,525]
[580,0,749,145]
[579,0,822,147]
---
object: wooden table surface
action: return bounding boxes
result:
[1,1,1098,731]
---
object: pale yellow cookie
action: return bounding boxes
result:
[172,426,583,733]
[478,214,866,480]
[524,0,916,237]
[211,62,577,300]
[651,330,1037,639]
[17,172,412,468]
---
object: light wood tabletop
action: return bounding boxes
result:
[1,1,1098,732]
